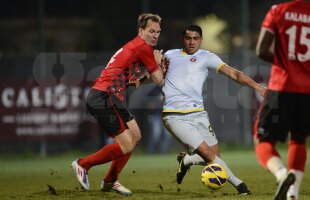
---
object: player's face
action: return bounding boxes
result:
[139,20,161,46]
[183,30,202,55]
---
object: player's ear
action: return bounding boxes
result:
[138,27,144,35]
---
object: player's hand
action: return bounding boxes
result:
[161,57,169,75]
[145,73,150,79]
[127,71,150,88]
[153,49,163,66]
[128,79,141,88]
[259,87,268,97]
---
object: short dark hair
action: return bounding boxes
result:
[138,13,161,30]
[182,24,203,37]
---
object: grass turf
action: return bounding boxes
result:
[0,150,309,200]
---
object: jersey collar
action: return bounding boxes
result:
[181,49,188,55]
[181,49,200,55]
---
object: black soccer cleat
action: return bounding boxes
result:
[274,173,296,200]
[236,182,252,195]
[176,152,190,184]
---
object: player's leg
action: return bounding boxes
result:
[254,132,294,200]
[179,142,219,165]
[104,119,141,183]
[163,112,229,186]
[255,91,296,200]
[78,126,137,167]
[286,134,307,200]
[194,143,250,195]
[164,111,250,195]
[286,94,310,200]
[255,140,287,182]
[163,112,205,184]
[254,91,289,183]
[209,146,249,194]
[178,111,218,169]
[177,143,250,194]
[71,90,135,190]
[193,111,250,194]
[101,119,141,196]
[72,128,134,190]
[179,144,218,167]
[73,128,135,189]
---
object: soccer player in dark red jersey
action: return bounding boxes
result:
[71,13,165,195]
[254,1,310,199]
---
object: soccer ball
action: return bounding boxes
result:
[201,163,228,190]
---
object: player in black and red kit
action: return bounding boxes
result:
[254,1,310,199]
[71,13,165,195]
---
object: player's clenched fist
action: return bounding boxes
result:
[153,49,163,66]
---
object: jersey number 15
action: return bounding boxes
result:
[286,25,310,62]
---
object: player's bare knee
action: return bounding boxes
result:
[199,149,215,163]
[134,134,141,146]
[117,136,136,154]
[119,142,135,154]
[128,127,141,146]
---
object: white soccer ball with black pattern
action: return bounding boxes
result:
[201,163,228,190]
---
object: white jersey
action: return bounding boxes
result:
[162,49,225,113]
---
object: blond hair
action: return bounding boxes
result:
[137,13,161,30]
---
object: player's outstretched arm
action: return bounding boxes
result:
[256,28,275,62]
[218,64,267,97]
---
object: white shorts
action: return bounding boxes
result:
[163,111,218,154]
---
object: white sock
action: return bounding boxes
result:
[184,154,242,187]
[266,156,287,183]
[183,154,205,166]
[287,170,304,200]
[213,156,242,187]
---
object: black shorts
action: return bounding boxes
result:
[86,89,133,137]
[254,91,310,142]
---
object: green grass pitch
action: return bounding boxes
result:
[0,149,309,200]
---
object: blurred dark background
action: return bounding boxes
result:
[0,0,287,54]
[0,0,288,156]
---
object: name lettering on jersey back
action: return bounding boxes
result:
[285,12,310,23]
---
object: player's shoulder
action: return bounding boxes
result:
[125,36,152,51]
[198,49,212,55]
[164,49,182,57]
[268,1,309,20]
[270,1,299,11]
[165,49,181,54]
[197,49,218,58]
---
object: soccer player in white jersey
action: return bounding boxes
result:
[162,24,267,195]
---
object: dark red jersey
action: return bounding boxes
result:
[262,0,310,94]
[92,36,159,101]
